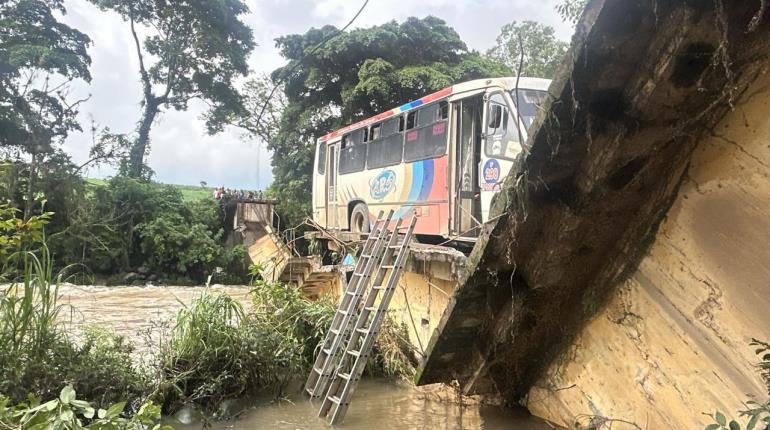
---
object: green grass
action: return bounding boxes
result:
[86,178,213,203]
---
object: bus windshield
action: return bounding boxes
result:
[512,89,547,130]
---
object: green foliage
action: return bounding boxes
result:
[258,16,508,227]
[0,204,49,274]
[486,20,568,79]
[0,245,144,407]
[0,0,92,149]
[87,0,255,177]
[0,385,171,430]
[136,213,220,276]
[557,0,590,24]
[705,339,770,430]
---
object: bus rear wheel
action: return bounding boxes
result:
[350,203,370,234]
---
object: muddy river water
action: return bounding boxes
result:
[58,284,551,429]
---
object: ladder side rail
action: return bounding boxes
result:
[317,218,403,416]
[312,210,394,397]
[304,211,386,395]
[327,216,417,425]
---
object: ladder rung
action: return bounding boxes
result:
[314,366,323,374]
[388,245,402,249]
[338,309,348,315]
[323,347,331,354]
[372,285,387,290]
[331,328,340,335]
[381,265,395,269]
[346,290,357,296]
[364,306,377,312]
[329,395,343,405]
[356,327,369,335]
[338,372,352,380]
[361,254,372,258]
[347,349,361,357]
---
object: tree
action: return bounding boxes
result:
[88,0,256,178]
[0,0,92,219]
[251,16,508,227]
[557,0,590,24]
[486,20,568,79]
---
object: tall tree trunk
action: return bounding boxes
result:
[129,100,158,178]
[24,152,37,221]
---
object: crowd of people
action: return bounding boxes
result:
[213,186,264,201]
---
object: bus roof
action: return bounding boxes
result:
[318,76,551,143]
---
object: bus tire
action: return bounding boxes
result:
[350,203,370,234]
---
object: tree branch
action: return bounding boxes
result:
[129,7,154,104]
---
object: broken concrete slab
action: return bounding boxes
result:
[416,0,770,401]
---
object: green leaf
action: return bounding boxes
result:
[706,424,722,430]
[716,412,727,426]
[105,401,125,419]
[83,407,95,419]
[70,399,90,409]
[729,420,741,430]
[59,408,74,421]
[747,414,759,430]
[42,400,58,411]
[59,385,76,404]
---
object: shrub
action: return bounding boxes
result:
[0,245,144,408]
[0,385,170,430]
[705,339,770,430]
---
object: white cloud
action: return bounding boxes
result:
[60,0,572,188]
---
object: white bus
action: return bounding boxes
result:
[312,77,550,241]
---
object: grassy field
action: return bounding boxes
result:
[86,178,213,202]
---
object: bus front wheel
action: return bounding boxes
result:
[350,203,370,234]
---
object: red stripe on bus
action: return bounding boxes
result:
[319,86,455,142]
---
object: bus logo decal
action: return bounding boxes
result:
[370,170,396,200]
[483,159,501,185]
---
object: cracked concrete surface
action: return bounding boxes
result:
[527,67,770,429]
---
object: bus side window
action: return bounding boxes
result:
[485,93,520,159]
[404,101,449,162]
[317,143,326,174]
[406,111,418,130]
[339,129,367,174]
[367,117,403,169]
[399,116,405,132]
[437,101,448,121]
[370,123,382,140]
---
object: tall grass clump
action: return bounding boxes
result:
[0,207,144,408]
[153,282,334,414]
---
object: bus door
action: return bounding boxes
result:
[326,143,338,229]
[453,96,483,237]
[480,90,520,222]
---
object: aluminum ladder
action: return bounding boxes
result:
[304,210,393,398]
[318,215,417,425]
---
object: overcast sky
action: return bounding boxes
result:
[59,0,573,189]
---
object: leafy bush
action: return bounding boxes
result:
[705,339,770,430]
[136,213,221,277]
[152,281,416,415]
[0,385,170,430]
[0,245,144,408]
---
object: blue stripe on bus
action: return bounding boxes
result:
[408,161,424,202]
[417,159,434,201]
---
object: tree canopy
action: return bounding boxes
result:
[486,20,568,79]
[0,0,91,151]
[260,16,508,226]
[88,0,256,178]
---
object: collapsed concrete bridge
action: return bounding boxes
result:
[413,0,770,427]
